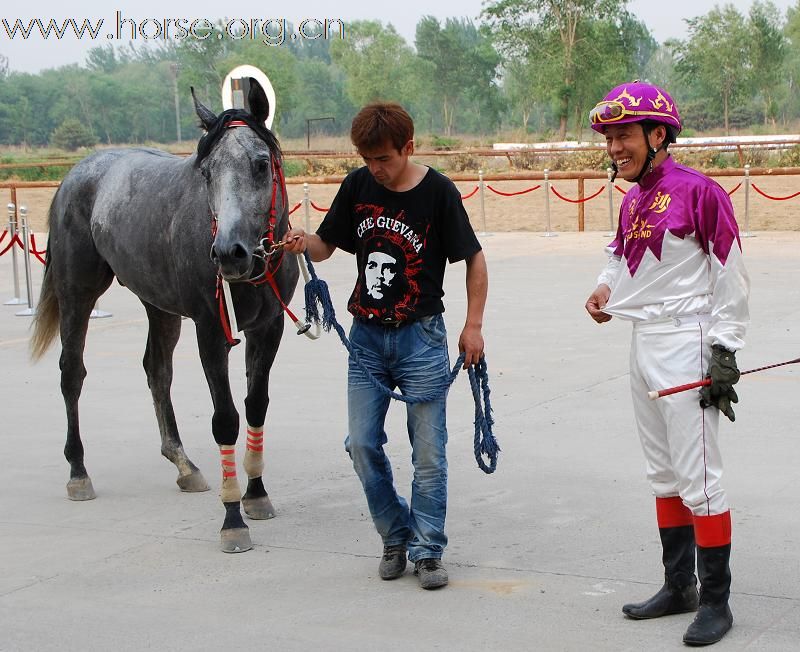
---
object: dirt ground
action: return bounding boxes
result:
[3,171,799,235]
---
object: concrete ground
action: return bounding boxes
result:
[1,231,798,651]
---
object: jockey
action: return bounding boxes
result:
[585,81,750,647]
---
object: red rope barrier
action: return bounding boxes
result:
[460,186,479,200]
[0,233,21,257]
[614,185,627,195]
[310,201,329,212]
[726,182,742,196]
[486,184,541,197]
[751,183,800,201]
[288,202,302,215]
[550,185,605,204]
[0,229,7,247]
[29,234,47,264]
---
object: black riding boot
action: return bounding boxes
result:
[683,544,733,646]
[623,525,699,619]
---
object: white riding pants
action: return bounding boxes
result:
[629,316,728,516]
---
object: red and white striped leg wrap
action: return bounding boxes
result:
[219,445,241,503]
[243,426,264,479]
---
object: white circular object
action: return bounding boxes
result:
[221,65,276,129]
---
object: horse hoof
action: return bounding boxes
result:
[67,477,96,501]
[242,495,276,520]
[176,471,210,493]
[220,528,252,553]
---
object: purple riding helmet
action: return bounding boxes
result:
[590,81,682,181]
[589,80,682,136]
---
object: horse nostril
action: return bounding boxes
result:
[232,243,248,260]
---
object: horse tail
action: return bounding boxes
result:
[30,207,59,362]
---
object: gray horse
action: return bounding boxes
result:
[30,78,299,553]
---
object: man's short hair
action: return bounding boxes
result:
[351,102,414,152]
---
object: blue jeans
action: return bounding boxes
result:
[345,314,450,562]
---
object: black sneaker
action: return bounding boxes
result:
[379,545,407,580]
[414,558,449,589]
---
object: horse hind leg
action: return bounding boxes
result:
[142,302,209,492]
[59,272,114,500]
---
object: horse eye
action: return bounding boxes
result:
[252,159,268,175]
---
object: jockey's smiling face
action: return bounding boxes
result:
[358,139,414,191]
[604,122,667,183]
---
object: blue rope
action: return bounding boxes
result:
[302,252,500,473]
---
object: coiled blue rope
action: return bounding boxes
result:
[302,252,500,473]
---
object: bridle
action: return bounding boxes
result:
[208,119,309,345]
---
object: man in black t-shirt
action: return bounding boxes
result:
[285,102,488,590]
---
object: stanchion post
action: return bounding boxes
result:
[303,182,311,233]
[577,177,585,232]
[541,168,557,237]
[478,169,488,235]
[4,202,25,305]
[15,206,35,317]
[605,167,616,237]
[741,164,754,238]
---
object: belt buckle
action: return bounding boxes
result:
[381,318,403,328]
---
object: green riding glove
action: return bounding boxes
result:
[699,345,740,422]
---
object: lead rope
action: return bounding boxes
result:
[301,252,499,473]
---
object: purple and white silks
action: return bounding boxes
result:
[597,156,750,352]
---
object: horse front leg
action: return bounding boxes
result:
[141,302,209,492]
[196,323,250,553]
[241,318,284,520]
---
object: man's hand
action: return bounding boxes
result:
[282,228,306,254]
[458,323,484,369]
[585,284,612,323]
[281,229,336,261]
[699,345,740,422]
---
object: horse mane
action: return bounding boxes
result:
[196,109,282,165]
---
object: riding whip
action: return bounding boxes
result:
[647,357,800,400]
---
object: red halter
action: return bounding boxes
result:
[211,119,301,346]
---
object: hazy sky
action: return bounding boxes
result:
[1,0,797,74]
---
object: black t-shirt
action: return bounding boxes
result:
[316,166,481,323]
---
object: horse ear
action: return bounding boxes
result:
[247,78,270,125]
[191,87,217,131]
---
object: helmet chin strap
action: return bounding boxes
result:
[631,123,659,184]
[632,146,658,184]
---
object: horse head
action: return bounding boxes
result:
[192,79,284,282]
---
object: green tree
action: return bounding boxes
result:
[483,0,621,139]
[570,13,656,140]
[503,58,546,133]
[415,17,500,136]
[783,1,800,123]
[86,44,122,74]
[279,57,355,139]
[329,20,418,107]
[749,1,787,126]
[50,118,97,150]
[670,5,753,135]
